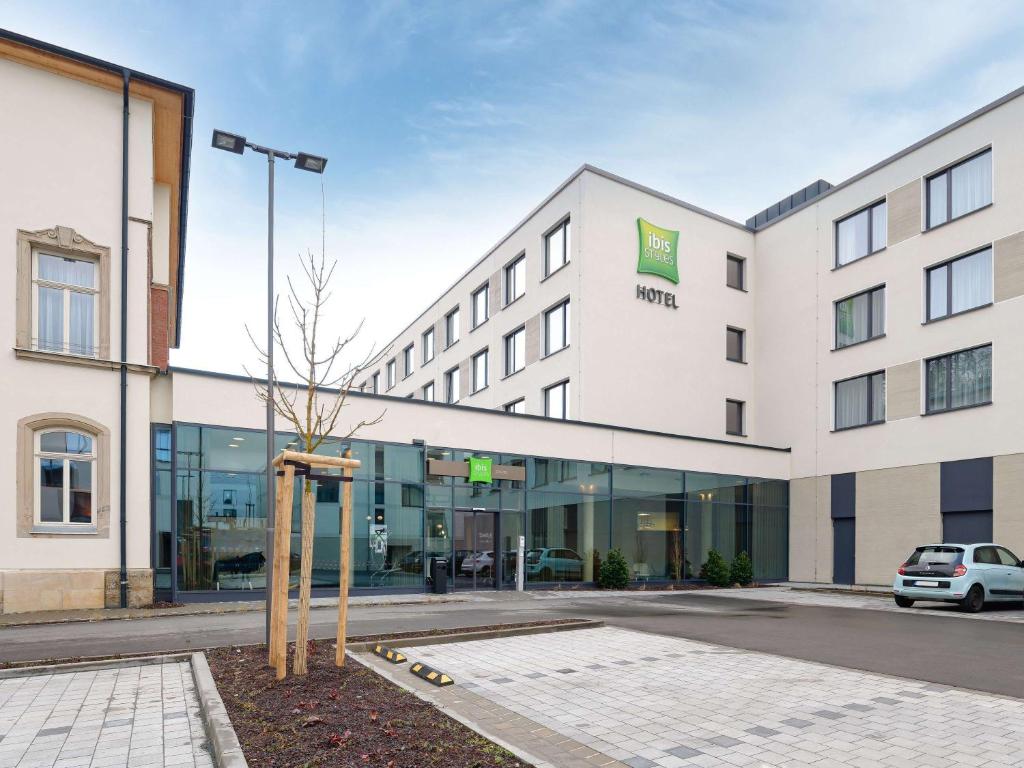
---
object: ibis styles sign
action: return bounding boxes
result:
[636,218,679,284]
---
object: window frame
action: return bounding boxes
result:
[725,399,745,436]
[833,370,886,431]
[543,379,570,420]
[422,381,435,402]
[371,372,380,394]
[31,249,100,358]
[444,366,460,404]
[924,343,993,415]
[402,344,414,379]
[386,358,397,390]
[543,298,571,356]
[726,326,745,363]
[924,245,993,323]
[471,283,489,329]
[34,428,96,527]
[543,217,571,278]
[471,348,489,393]
[422,328,435,364]
[445,307,460,348]
[925,148,993,231]
[504,253,526,305]
[834,284,886,350]
[504,398,526,414]
[834,199,887,268]
[726,253,746,291]
[504,325,526,377]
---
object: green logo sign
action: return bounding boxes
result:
[637,218,679,284]
[467,456,493,484]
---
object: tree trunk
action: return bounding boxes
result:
[293,482,316,675]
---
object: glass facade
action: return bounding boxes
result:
[155,423,788,597]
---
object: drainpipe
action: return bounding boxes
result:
[119,69,130,608]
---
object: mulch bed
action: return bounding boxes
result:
[207,641,531,768]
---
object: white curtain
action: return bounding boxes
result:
[871,204,887,251]
[951,151,992,219]
[871,287,885,335]
[836,292,869,347]
[870,373,886,422]
[837,211,869,265]
[951,346,992,409]
[38,286,63,351]
[951,249,992,314]
[69,292,94,355]
[928,266,949,319]
[928,174,948,228]
[835,376,868,429]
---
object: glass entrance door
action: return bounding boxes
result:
[453,508,496,590]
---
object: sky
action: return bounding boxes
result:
[5,0,1024,376]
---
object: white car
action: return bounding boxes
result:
[892,543,1024,613]
[460,551,494,576]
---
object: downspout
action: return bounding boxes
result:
[119,69,130,608]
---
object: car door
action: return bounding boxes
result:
[995,547,1024,598]
[971,546,1001,595]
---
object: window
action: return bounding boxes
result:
[504,326,526,376]
[445,307,460,348]
[505,254,525,304]
[422,328,435,364]
[726,254,745,290]
[726,399,745,436]
[926,247,992,321]
[544,299,570,355]
[35,429,94,525]
[835,286,885,348]
[371,372,380,394]
[544,380,570,419]
[927,149,992,229]
[835,200,887,266]
[422,381,434,402]
[445,367,460,404]
[402,344,414,378]
[472,284,488,328]
[926,345,992,414]
[472,349,488,392]
[726,327,745,363]
[33,251,98,356]
[386,359,396,390]
[544,219,571,276]
[504,398,525,414]
[834,372,885,430]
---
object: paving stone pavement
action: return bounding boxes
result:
[0,662,214,768]
[402,627,1024,767]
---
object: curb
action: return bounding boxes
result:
[190,652,249,768]
[0,653,191,679]
[347,619,603,651]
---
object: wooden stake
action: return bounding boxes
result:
[336,449,353,667]
[293,482,316,675]
[272,463,295,680]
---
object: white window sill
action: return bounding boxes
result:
[15,347,158,375]
[31,524,98,535]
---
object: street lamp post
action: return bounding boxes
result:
[211,129,327,644]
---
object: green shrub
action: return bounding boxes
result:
[729,551,754,586]
[701,549,731,587]
[598,548,630,589]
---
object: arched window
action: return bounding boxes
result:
[35,429,95,525]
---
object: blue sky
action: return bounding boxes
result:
[5,1,1024,374]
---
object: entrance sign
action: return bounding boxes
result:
[428,458,525,482]
[637,218,680,284]
[468,456,493,483]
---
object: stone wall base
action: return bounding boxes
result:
[0,569,153,614]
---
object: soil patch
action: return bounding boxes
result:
[207,642,531,768]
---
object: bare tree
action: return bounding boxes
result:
[247,251,388,675]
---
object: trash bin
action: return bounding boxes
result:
[430,557,448,594]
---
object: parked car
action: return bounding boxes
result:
[398,550,445,575]
[525,548,584,581]
[460,551,494,576]
[892,543,1024,612]
[213,551,265,576]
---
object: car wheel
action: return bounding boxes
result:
[894,596,914,608]
[959,584,985,613]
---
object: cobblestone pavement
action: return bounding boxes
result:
[403,626,1024,768]
[0,662,214,768]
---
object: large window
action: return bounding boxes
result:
[836,200,886,267]
[445,308,460,348]
[422,328,435,363]
[726,399,745,436]
[472,284,488,329]
[386,359,396,390]
[445,366,460,404]
[726,327,745,363]
[834,372,885,430]
[504,398,525,414]
[505,254,525,304]
[371,372,380,394]
[422,381,434,402]
[472,349,488,392]
[402,344,414,378]
[544,380,570,419]
[926,247,992,321]
[544,299,570,355]
[726,254,745,290]
[927,149,992,229]
[835,285,885,348]
[926,345,992,414]
[35,429,94,525]
[33,252,98,356]
[504,326,525,376]
[544,219,571,276]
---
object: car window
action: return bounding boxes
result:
[973,546,999,565]
[906,546,963,566]
[996,547,1020,567]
